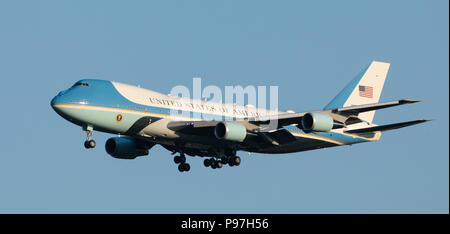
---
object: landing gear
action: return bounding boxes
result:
[173,155,186,164]
[203,158,228,169]
[203,158,212,167]
[83,126,96,149]
[228,156,241,167]
[220,156,228,165]
[174,152,190,172]
[84,139,96,149]
[210,159,223,169]
[215,160,223,169]
[178,162,190,172]
[170,147,241,172]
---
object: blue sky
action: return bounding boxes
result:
[0,0,448,213]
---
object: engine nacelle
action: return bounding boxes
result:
[214,121,247,142]
[301,112,334,132]
[105,137,149,159]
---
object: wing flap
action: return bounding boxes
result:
[256,128,297,146]
[167,120,219,131]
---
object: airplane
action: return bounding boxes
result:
[51,61,431,172]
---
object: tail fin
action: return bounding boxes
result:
[324,61,390,123]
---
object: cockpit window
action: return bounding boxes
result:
[73,82,89,87]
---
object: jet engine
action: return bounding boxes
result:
[214,121,247,142]
[301,112,334,132]
[105,137,150,159]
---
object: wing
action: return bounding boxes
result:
[164,98,424,148]
[166,118,298,147]
[167,99,423,133]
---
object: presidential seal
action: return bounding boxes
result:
[116,114,123,122]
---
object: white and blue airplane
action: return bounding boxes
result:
[51,61,430,172]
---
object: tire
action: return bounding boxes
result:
[174,156,181,164]
[216,161,223,169]
[220,156,228,164]
[183,163,190,172]
[178,163,185,172]
[88,140,96,148]
[204,159,211,167]
[234,156,241,166]
[211,160,217,169]
[180,156,186,163]
[84,141,90,149]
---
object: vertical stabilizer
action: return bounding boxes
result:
[324,61,390,123]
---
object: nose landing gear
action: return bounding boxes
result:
[83,125,96,149]
[84,139,96,149]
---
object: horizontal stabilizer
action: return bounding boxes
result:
[330,99,422,116]
[344,119,432,134]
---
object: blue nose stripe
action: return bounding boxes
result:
[50,95,60,106]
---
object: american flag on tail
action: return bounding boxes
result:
[359,85,373,98]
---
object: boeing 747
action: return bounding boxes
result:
[51,61,430,172]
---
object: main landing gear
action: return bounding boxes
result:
[174,152,190,172]
[83,126,96,149]
[203,156,241,170]
[169,146,241,173]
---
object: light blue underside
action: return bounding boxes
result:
[283,125,368,144]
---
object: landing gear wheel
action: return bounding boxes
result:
[178,163,190,172]
[174,155,186,164]
[228,156,240,166]
[88,140,96,148]
[211,160,217,169]
[220,156,228,165]
[174,156,181,164]
[233,156,241,166]
[83,127,95,149]
[204,159,211,167]
[183,163,190,172]
[84,140,96,149]
[178,163,184,172]
[208,159,222,169]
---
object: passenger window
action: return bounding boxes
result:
[73,82,89,87]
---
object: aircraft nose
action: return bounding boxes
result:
[51,90,67,110]
[50,95,61,113]
[51,90,68,106]
[50,95,57,106]
[50,91,72,120]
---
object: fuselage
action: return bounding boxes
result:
[51,79,374,154]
